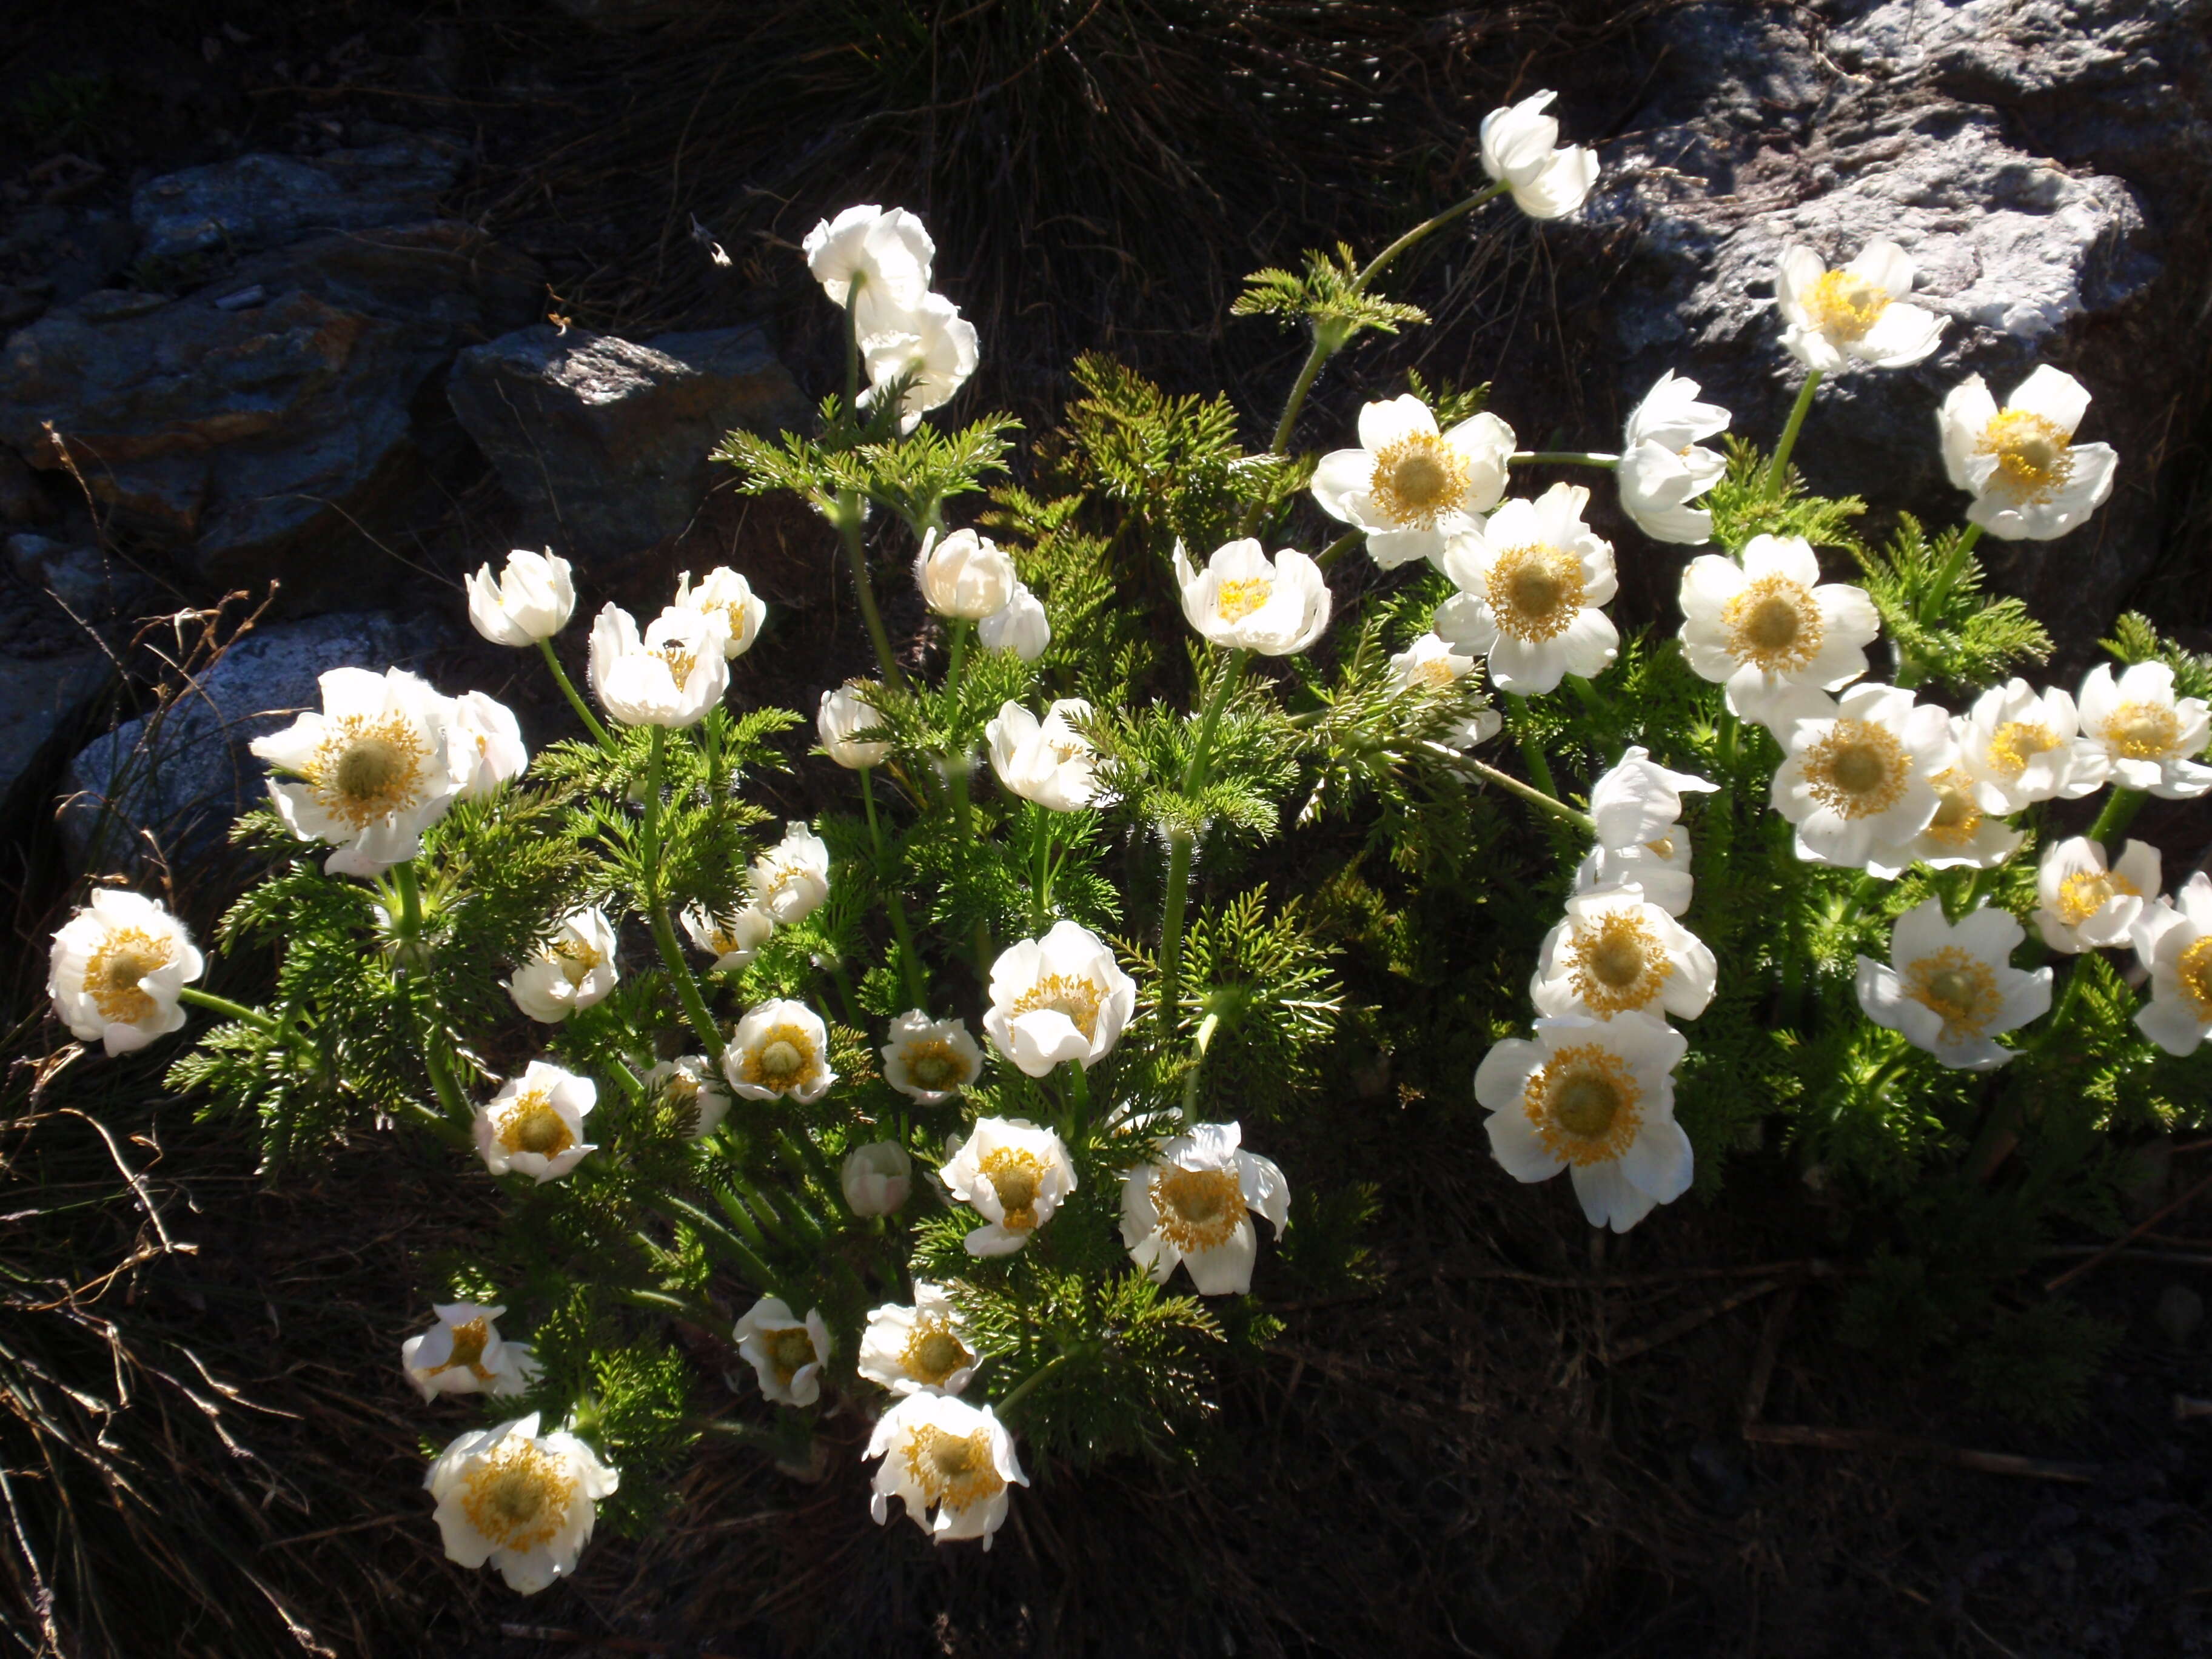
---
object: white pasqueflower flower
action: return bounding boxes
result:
[940,1117,1078,1256]
[466,548,575,646]
[672,566,766,659]
[1387,631,1501,748]
[856,288,980,434]
[1475,1012,1693,1233]
[1939,366,2119,541]
[802,203,934,310]
[914,526,1017,621]
[506,907,619,1024]
[47,889,205,1056]
[1677,535,1882,726]
[1531,885,1717,1023]
[1617,370,1730,544]
[843,1141,914,1216]
[1118,1121,1290,1296]
[2134,873,2212,1055]
[1172,538,1333,656]
[879,1010,985,1104]
[986,699,1098,813]
[2076,662,2212,799]
[450,691,529,800]
[818,683,892,768]
[1957,678,2106,815]
[401,1302,541,1403]
[720,1000,835,1103]
[644,1054,731,1139]
[680,902,774,971]
[1575,822,1698,920]
[865,1392,1026,1549]
[1436,483,1617,695]
[472,1062,597,1184]
[1771,682,1955,870]
[858,1281,977,1396]
[1573,745,1716,918]
[426,1412,617,1595]
[1478,90,1600,220]
[749,820,832,923]
[981,920,1136,1076]
[2035,836,2160,954]
[733,1296,833,1407]
[251,666,468,877]
[1775,240,1947,372]
[1308,394,1515,570]
[586,603,729,729]
[1855,899,2051,1071]
[1888,746,2026,874]
[977,581,1050,661]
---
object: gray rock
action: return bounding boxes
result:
[130,136,464,267]
[446,323,806,560]
[0,652,109,804]
[8,534,155,622]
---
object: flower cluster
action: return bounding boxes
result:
[804,204,979,434]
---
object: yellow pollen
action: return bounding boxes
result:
[902,1424,1005,1513]
[1922,769,1982,847]
[2056,868,2138,929]
[1414,657,1460,689]
[309,714,431,829]
[1525,1045,1643,1166]
[1150,1165,1247,1254]
[2178,936,2212,1021]
[459,1442,575,1553]
[84,927,176,1025]
[1566,909,1666,1016]
[899,1318,974,1387]
[2103,700,2180,761]
[1484,544,1586,644]
[1801,719,1910,819]
[1721,576,1823,674]
[763,1324,818,1381]
[1645,835,1677,861]
[1801,268,1892,343]
[900,1038,968,1093]
[740,1024,822,1093]
[550,936,603,988]
[977,1147,1048,1230]
[497,1090,574,1158]
[1977,409,2074,503]
[657,643,699,685]
[1367,431,1472,529]
[428,1317,495,1381]
[1902,947,2003,1042]
[1984,720,2057,778]
[1008,973,1102,1042]
[1215,577,1273,624]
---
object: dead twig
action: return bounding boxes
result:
[1740,1283,1799,1429]
[1607,1278,1788,1365]
[2046,1166,2212,1291]
[1741,1424,2103,1484]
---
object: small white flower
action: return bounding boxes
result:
[720,1000,835,1103]
[1617,370,1730,544]
[818,683,892,768]
[473,1062,597,1183]
[252,666,469,877]
[1587,745,1717,851]
[802,204,934,310]
[1308,394,1515,570]
[644,1054,731,1139]
[1771,682,1956,870]
[401,1302,541,1403]
[2035,836,2160,954]
[681,902,774,972]
[1173,538,1333,656]
[2077,662,2212,799]
[879,1010,985,1104]
[47,890,205,1056]
[1855,898,2051,1071]
[1531,885,1717,1022]
[1387,631,1501,748]
[586,603,729,729]
[1939,366,2118,541]
[1775,240,1947,372]
[843,1141,914,1216]
[914,527,1017,621]
[1678,535,1882,725]
[1478,90,1600,220]
[1575,822,1698,920]
[672,567,766,659]
[1436,483,1617,695]
[426,1412,617,1595]
[2133,873,2212,1055]
[977,581,1051,661]
[986,699,1098,813]
[1889,747,2025,874]
[506,907,619,1024]
[749,820,831,924]
[1475,1012,1693,1233]
[450,691,529,800]
[940,1117,1077,1256]
[1957,679,2107,815]
[981,920,1137,1076]
[859,1281,977,1396]
[865,1392,1026,1548]
[733,1296,832,1407]
[1118,1121,1290,1296]
[466,549,575,646]
[856,288,979,434]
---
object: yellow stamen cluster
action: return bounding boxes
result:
[1977,409,2073,503]
[1801,269,1891,343]
[977,1147,1047,1230]
[550,937,603,988]
[656,643,699,685]
[459,1441,576,1552]
[1150,1165,1247,1253]
[1524,1045,1643,1166]
[763,1324,819,1382]
[1921,769,1983,848]
[898,1037,968,1093]
[1902,947,2003,1041]
[1566,909,1667,1016]
[497,1090,575,1158]
[1367,432,1470,529]
[2176,936,2212,1022]
[902,1424,1004,1513]
[1215,578,1274,624]
[899,1318,974,1387]
[2056,868,2138,929]
[1800,720,1910,819]
[2102,701,2180,761]
[1721,576,1823,674]
[1008,973,1102,1041]
[739,1024,823,1093]
[84,927,175,1025]
[1484,544,1586,644]
[309,714,431,828]
[1983,720,2058,778]
[429,1318,495,1382]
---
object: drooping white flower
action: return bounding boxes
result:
[644,1054,732,1139]
[450,691,529,800]
[252,666,469,877]
[426,1412,617,1595]
[1575,821,1698,920]
[1775,240,1947,372]
[681,902,774,972]
[466,549,575,646]
[1478,90,1600,220]
[47,889,205,1056]
[817,683,892,768]
[506,907,619,1024]
[1531,885,1717,1023]
[473,1062,597,1183]
[2076,662,2212,799]
[977,581,1051,661]
[981,920,1136,1076]
[672,566,766,659]
[1939,366,2118,541]
[1618,371,1730,544]
[402,1302,541,1403]
[586,603,729,729]
[1436,483,1617,695]
[1885,750,2025,876]
[859,1282,977,1396]
[1587,745,1717,851]
[1956,679,2106,815]
[986,699,1098,813]
[843,1141,914,1216]
[1855,899,2050,1071]
[733,1296,833,1407]
[865,1392,1026,1548]
[1677,535,1881,726]
[2034,836,2160,954]
[750,820,832,924]
[914,527,1017,621]
[1118,1121,1290,1296]
[1387,631,1501,748]
[720,1000,836,1104]
[1771,682,1955,869]
[856,287,979,434]
[1475,1012,1693,1233]
[1172,538,1332,655]
[802,204,934,310]
[940,1117,1078,1256]
[1308,394,1515,570]
[879,1010,985,1104]
[2133,873,2212,1055]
